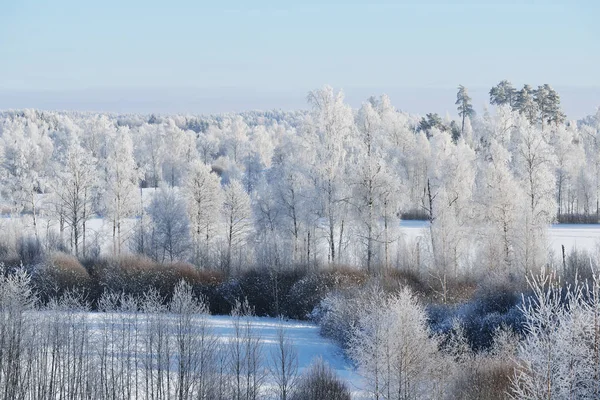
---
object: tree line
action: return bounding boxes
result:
[0,84,598,284]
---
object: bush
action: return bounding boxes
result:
[428,283,524,351]
[562,247,596,286]
[557,213,599,224]
[33,252,91,300]
[382,268,430,295]
[286,268,367,320]
[290,358,351,400]
[17,235,44,266]
[85,256,226,308]
[451,359,514,400]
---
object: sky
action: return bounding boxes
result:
[0,0,598,117]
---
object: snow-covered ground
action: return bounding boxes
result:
[206,315,366,397]
[82,313,367,398]
[399,220,600,259]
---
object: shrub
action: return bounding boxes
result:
[17,235,44,267]
[451,359,515,400]
[93,255,163,297]
[290,358,351,400]
[286,268,367,320]
[382,268,430,295]
[428,283,524,351]
[235,268,307,317]
[33,252,91,300]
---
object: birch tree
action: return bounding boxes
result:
[52,140,97,257]
[305,86,354,264]
[183,161,223,267]
[104,127,141,255]
[222,180,252,273]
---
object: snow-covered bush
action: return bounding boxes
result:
[512,271,600,399]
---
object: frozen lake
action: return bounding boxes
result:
[399,220,600,258]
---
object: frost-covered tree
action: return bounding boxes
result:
[222,180,252,273]
[349,287,443,399]
[269,319,299,400]
[104,127,141,255]
[148,186,191,262]
[512,271,600,399]
[223,116,250,164]
[228,300,265,400]
[197,126,220,165]
[52,140,97,257]
[269,133,311,265]
[161,119,197,187]
[183,161,223,267]
[474,140,525,273]
[456,85,475,135]
[349,101,397,273]
[489,80,517,107]
[305,86,354,264]
[0,117,53,239]
[515,85,539,126]
[534,84,565,131]
[424,129,476,299]
[135,123,165,188]
[510,116,556,273]
[550,125,584,217]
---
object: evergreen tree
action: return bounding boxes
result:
[514,84,538,125]
[489,80,516,107]
[535,84,565,130]
[456,85,475,135]
[418,113,444,137]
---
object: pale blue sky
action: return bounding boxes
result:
[0,0,598,116]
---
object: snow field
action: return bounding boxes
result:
[399,220,600,262]
[30,311,367,399]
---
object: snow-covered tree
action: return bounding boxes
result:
[489,80,517,108]
[104,127,141,255]
[474,140,525,273]
[269,133,311,265]
[349,287,443,399]
[0,117,53,239]
[512,271,600,399]
[424,129,476,299]
[52,140,98,257]
[183,161,223,267]
[222,180,252,273]
[305,86,354,264]
[148,186,191,262]
[456,85,475,135]
[515,85,539,126]
[509,116,557,274]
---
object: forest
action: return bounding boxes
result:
[1,81,600,399]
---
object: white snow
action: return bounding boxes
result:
[80,312,367,398]
[399,220,600,260]
[207,315,366,397]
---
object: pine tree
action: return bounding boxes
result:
[535,84,565,130]
[514,84,538,125]
[418,113,444,138]
[489,80,516,107]
[456,85,475,136]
